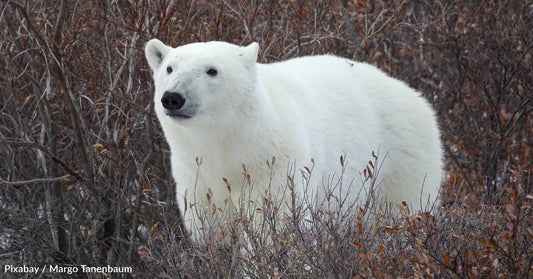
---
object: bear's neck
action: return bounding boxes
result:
[172,81,280,162]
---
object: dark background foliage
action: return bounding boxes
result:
[0,0,531,278]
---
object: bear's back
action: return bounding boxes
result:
[257,55,400,102]
[256,54,443,210]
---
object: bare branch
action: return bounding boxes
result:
[0,175,71,186]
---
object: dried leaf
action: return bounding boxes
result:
[526,227,533,238]
[287,175,294,185]
[138,248,150,259]
[223,177,231,192]
[195,157,202,166]
[92,142,104,148]
[384,225,402,233]
[59,176,70,183]
[206,189,211,203]
[443,251,451,265]
[300,169,307,180]
[149,222,160,236]
[23,95,35,106]
[366,166,373,178]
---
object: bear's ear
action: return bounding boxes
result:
[241,42,259,64]
[145,39,172,72]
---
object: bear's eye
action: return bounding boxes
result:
[166,66,173,74]
[206,68,217,77]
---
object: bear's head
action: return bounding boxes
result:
[145,39,259,126]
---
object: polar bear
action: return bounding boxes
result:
[145,39,443,237]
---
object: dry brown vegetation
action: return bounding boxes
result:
[1,0,532,278]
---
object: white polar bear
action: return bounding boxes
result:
[145,39,443,236]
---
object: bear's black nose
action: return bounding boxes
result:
[161,91,185,110]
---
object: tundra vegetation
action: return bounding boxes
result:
[0,1,531,278]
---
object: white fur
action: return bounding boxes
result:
[145,39,443,236]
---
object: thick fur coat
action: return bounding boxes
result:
[145,40,443,236]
